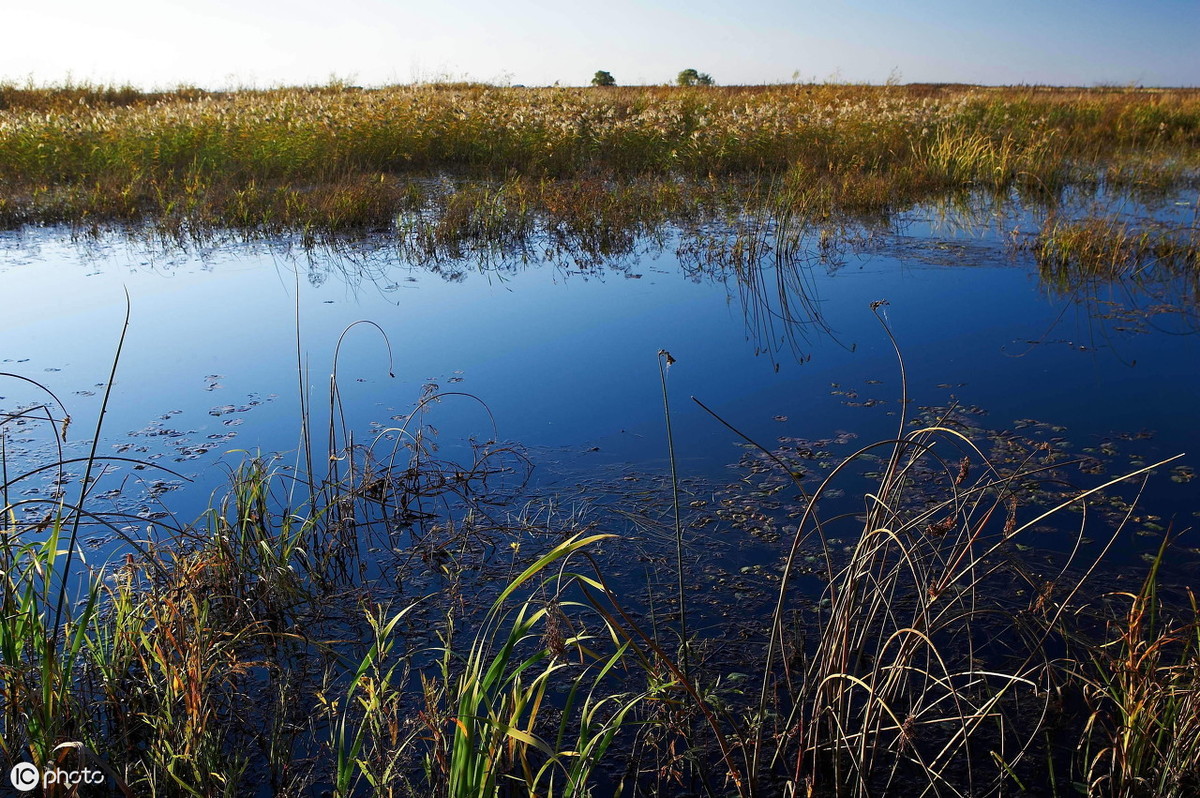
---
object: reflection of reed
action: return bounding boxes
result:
[728,241,837,365]
[369,198,849,366]
[52,192,856,366]
[677,193,847,366]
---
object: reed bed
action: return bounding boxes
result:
[2,82,1199,237]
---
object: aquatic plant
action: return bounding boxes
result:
[593,307,1191,797]
[1034,213,1200,290]
[1072,535,1200,798]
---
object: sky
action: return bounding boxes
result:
[3,0,1197,89]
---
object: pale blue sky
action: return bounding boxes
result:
[5,0,1197,88]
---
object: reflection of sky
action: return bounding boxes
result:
[1,223,1197,572]
[3,0,1198,88]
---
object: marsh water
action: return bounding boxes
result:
[2,194,1198,587]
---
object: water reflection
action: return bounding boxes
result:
[1,191,1197,577]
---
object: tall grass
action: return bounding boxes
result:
[2,83,1198,236]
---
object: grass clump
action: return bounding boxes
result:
[1073,537,1200,797]
[1034,214,1200,291]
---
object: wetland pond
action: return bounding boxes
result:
[2,194,1199,594]
[3,190,1200,795]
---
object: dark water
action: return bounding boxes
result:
[1,201,1197,580]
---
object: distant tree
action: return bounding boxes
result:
[676,68,714,87]
[591,70,616,87]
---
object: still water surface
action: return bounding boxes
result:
[1,206,1197,577]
